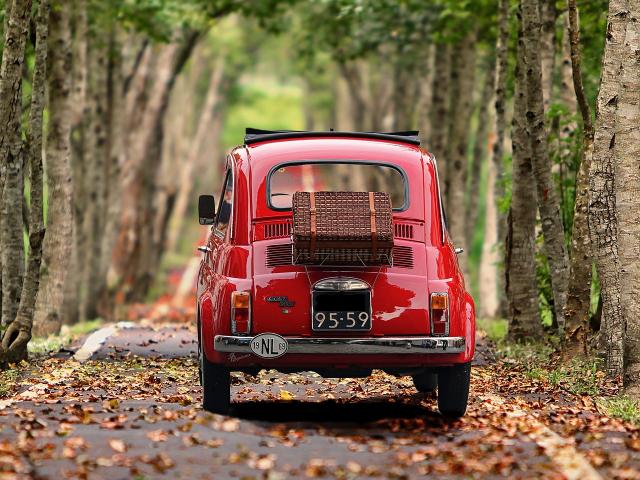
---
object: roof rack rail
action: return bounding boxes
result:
[244,128,421,146]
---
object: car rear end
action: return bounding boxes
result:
[215,137,474,370]
[201,133,475,417]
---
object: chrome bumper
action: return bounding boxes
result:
[214,335,466,355]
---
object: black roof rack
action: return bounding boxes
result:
[244,128,421,146]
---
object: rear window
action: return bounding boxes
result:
[267,162,407,210]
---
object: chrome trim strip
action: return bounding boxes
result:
[431,154,447,245]
[214,335,465,354]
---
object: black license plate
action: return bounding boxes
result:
[312,291,371,331]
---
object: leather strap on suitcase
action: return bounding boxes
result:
[369,192,378,259]
[310,192,317,260]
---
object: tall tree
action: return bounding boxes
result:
[507,9,542,340]
[589,0,627,377]
[0,0,32,329]
[492,0,510,317]
[521,0,570,332]
[429,43,451,200]
[33,0,74,337]
[1,0,49,363]
[563,0,594,355]
[79,38,110,321]
[614,0,640,394]
[466,61,496,248]
[539,0,557,109]
[446,31,477,270]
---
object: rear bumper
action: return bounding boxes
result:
[214,335,466,355]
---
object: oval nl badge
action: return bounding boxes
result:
[250,333,288,359]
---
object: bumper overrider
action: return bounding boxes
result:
[214,335,466,355]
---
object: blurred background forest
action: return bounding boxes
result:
[0,0,621,371]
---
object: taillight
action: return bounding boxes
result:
[231,291,251,335]
[430,292,449,336]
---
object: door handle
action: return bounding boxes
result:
[454,247,464,255]
[197,245,212,254]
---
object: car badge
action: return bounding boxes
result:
[266,296,295,308]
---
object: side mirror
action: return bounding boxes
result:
[198,195,216,225]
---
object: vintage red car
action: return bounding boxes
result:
[196,129,475,417]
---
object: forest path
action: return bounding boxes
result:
[1,323,638,479]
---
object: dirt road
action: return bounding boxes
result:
[1,322,639,479]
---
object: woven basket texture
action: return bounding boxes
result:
[292,191,393,265]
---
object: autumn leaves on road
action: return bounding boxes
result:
[1,320,639,479]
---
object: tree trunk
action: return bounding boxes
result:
[70,0,87,128]
[164,56,226,257]
[417,45,434,142]
[338,62,367,131]
[560,13,578,119]
[429,43,450,201]
[110,33,200,305]
[588,0,627,377]
[1,0,48,364]
[508,6,542,340]
[445,33,476,274]
[33,1,74,337]
[466,62,496,248]
[60,0,90,327]
[494,0,510,318]
[563,0,594,356]
[98,29,125,319]
[539,0,557,109]
[79,39,109,321]
[522,0,570,333]
[478,135,499,318]
[614,1,640,395]
[0,0,31,329]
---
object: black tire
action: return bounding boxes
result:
[437,362,471,418]
[201,353,231,415]
[412,371,437,393]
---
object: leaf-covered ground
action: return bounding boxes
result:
[1,320,639,479]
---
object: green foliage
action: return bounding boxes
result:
[602,396,640,425]
[477,317,508,343]
[0,368,19,398]
[528,358,603,396]
[293,0,438,65]
[28,319,104,356]
[222,80,304,150]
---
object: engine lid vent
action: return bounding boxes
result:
[394,222,415,240]
[265,244,414,269]
[266,243,293,267]
[392,246,414,269]
[257,220,292,240]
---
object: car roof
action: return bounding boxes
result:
[244,128,421,146]
[239,135,430,168]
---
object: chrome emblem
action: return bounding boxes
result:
[266,296,295,307]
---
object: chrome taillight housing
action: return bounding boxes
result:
[231,291,251,335]
[430,292,449,336]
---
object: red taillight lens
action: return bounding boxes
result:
[430,293,449,336]
[231,291,251,335]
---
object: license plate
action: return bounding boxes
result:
[312,310,371,331]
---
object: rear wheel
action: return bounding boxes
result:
[412,371,437,393]
[437,362,471,418]
[200,349,231,415]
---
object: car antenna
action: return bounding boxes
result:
[329,128,334,131]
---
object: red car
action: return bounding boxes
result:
[196,129,475,417]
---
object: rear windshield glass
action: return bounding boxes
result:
[268,162,407,210]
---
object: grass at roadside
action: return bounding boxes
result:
[0,369,19,398]
[600,395,640,424]
[28,318,103,356]
[478,317,640,425]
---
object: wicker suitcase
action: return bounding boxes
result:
[292,191,394,265]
